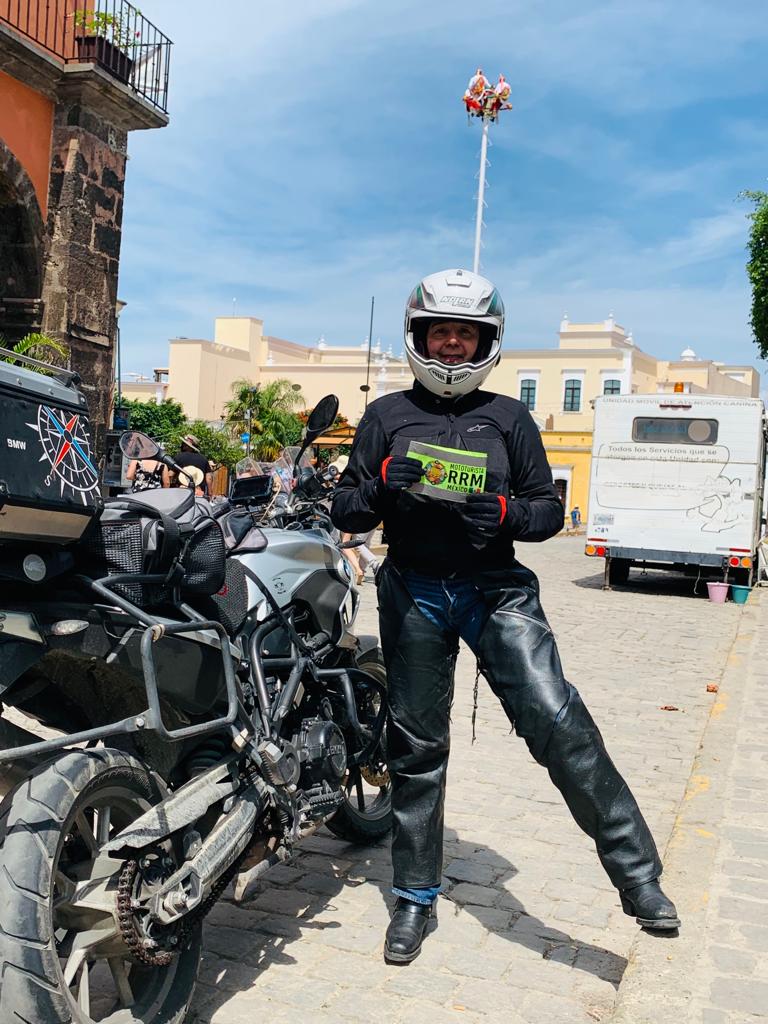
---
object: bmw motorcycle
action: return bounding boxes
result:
[0,378,390,1024]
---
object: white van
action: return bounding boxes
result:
[586,395,766,587]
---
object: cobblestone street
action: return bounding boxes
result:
[191,537,749,1024]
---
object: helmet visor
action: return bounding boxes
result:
[412,316,498,363]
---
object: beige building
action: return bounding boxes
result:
[120,314,760,518]
[486,316,759,432]
[121,314,760,430]
[121,317,411,424]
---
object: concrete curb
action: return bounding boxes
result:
[607,593,760,1023]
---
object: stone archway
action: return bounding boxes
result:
[0,136,46,341]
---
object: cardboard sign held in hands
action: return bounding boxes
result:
[406,441,487,503]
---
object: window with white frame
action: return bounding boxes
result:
[563,379,582,412]
[520,378,537,410]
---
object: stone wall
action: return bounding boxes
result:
[1,25,168,465]
[41,100,129,462]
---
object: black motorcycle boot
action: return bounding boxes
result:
[620,879,681,931]
[384,898,435,964]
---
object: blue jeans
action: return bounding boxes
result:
[391,570,489,905]
[399,570,489,654]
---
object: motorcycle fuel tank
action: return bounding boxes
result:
[234,528,354,642]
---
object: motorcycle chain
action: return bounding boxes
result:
[116,859,173,968]
[117,854,243,967]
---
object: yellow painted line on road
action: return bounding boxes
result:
[695,828,715,839]
[684,774,711,800]
[711,692,728,719]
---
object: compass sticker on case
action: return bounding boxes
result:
[27,405,100,503]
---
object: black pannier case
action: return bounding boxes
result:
[0,359,101,544]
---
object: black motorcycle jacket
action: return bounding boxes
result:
[331,383,564,577]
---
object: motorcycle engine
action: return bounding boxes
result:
[295,718,347,818]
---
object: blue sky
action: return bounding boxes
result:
[118,0,768,382]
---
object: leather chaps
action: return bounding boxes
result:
[376,559,663,891]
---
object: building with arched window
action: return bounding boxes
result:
[0,1,171,454]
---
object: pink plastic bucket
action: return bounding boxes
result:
[706,582,730,604]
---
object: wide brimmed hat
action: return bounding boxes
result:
[181,434,200,452]
[178,465,204,488]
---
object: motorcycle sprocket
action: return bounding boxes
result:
[116,859,174,968]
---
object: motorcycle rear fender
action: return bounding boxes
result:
[0,716,58,797]
[102,754,246,858]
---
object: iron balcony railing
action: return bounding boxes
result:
[0,0,171,114]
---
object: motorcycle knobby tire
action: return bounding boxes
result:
[0,747,202,1024]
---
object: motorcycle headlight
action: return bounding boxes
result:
[335,555,351,581]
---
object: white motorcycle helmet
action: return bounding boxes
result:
[404,268,504,399]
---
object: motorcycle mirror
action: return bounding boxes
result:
[305,395,339,441]
[120,431,160,461]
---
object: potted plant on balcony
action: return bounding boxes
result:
[72,8,140,84]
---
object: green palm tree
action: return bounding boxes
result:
[0,332,69,365]
[224,378,305,460]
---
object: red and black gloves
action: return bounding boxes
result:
[378,459,509,542]
[462,492,507,539]
[380,456,424,492]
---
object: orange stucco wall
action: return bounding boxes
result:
[0,70,54,218]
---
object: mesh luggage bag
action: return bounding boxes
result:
[81,489,226,606]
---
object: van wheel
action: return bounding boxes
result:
[608,558,631,586]
[732,567,752,588]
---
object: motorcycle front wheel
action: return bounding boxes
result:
[327,648,393,844]
[0,748,202,1023]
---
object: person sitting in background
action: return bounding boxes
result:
[126,455,166,492]
[170,434,213,495]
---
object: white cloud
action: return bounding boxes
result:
[117,0,767,385]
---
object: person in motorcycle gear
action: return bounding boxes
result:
[331,268,679,964]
